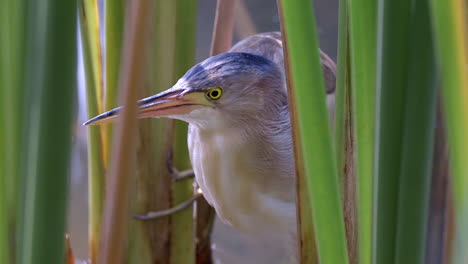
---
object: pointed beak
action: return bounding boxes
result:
[84,88,208,125]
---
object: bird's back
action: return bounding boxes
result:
[230,32,285,73]
[230,32,336,95]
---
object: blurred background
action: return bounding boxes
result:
[69,0,338,262]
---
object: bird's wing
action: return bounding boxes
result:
[229,32,336,94]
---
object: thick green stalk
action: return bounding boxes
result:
[152,1,180,262]
[373,0,411,263]
[171,0,198,263]
[21,1,77,263]
[394,0,437,262]
[128,0,195,262]
[280,0,349,263]
[430,0,468,263]
[78,2,105,262]
[346,0,376,262]
[0,53,9,264]
[98,0,151,263]
[126,0,196,263]
[1,2,25,261]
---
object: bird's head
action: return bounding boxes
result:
[85,52,286,129]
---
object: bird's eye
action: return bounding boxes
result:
[207,87,223,100]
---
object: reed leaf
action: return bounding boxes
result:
[334,1,358,262]
[346,0,377,262]
[277,3,319,263]
[78,2,105,261]
[105,0,124,112]
[279,0,349,263]
[334,0,349,188]
[394,0,437,262]
[104,0,125,165]
[374,0,412,262]
[429,0,468,263]
[20,1,77,263]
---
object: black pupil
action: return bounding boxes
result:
[211,90,219,97]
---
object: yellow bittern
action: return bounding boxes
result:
[85,32,336,262]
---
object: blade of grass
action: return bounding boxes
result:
[346,0,377,262]
[78,2,106,262]
[429,0,468,263]
[394,0,437,262]
[279,0,349,263]
[21,1,77,263]
[373,0,412,262]
[98,0,151,263]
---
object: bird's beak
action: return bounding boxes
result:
[84,88,208,125]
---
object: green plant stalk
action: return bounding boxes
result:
[151,0,180,262]
[374,0,412,263]
[334,0,349,184]
[1,2,26,261]
[0,2,17,262]
[128,0,192,262]
[280,0,349,263]
[20,1,77,263]
[277,2,320,262]
[78,2,105,262]
[278,6,319,262]
[346,0,376,262]
[334,1,358,261]
[105,0,124,112]
[81,0,104,114]
[0,49,9,264]
[171,0,198,263]
[104,0,125,165]
[127,0,176,261]
[430,0,468,263]
[394,0,437,262]
[79,0,106,164]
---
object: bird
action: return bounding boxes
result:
[85,32,336,262]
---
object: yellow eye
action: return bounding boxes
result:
[207,87,223,100]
